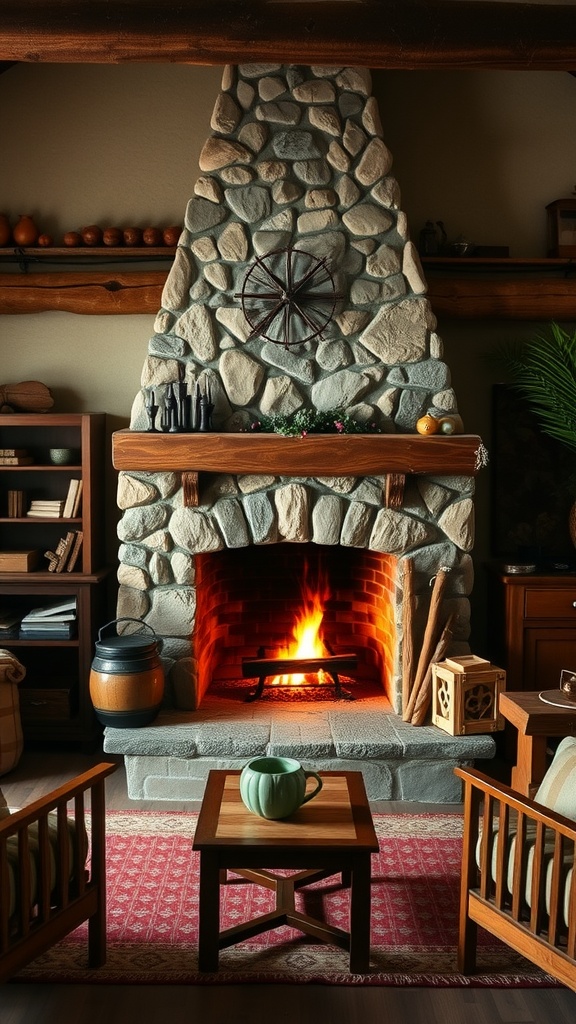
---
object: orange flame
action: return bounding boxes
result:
[273,563,331,686]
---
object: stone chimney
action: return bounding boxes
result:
[115,64,482,712]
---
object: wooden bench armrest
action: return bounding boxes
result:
[0,762,118,836]
[455,765,576,839]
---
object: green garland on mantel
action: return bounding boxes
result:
[250,409,381,437]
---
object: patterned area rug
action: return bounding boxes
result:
[14,811,558,987]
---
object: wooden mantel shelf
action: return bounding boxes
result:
[112,430,484,508]
[112,429,484,476]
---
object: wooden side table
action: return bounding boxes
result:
[499,690,576,796]
[192,769,379,973]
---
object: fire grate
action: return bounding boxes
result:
[242,646,357,702]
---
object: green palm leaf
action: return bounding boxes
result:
[497,324,576,455]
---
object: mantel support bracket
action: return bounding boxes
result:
[182,471,199,508]
[385,472,406,509]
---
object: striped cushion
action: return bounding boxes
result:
[2,812,84,920]
[477,738,576,928]
[534,736,576,820]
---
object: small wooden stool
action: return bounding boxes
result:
[192,770,378,973]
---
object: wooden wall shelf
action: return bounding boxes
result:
[0,1,575,70]
[421,258,576,320]
[0,247,176,263]
[0,259,574,319]
[0,269,167,315]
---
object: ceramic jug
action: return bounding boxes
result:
[239,756,323,819]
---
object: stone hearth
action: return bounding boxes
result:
[103,692,495,803]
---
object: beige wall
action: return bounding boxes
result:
[1,64,575,650]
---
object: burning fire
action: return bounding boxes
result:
[273,562,331,686]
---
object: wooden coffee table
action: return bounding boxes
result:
[192,769,379,973]
[499,690,576,796]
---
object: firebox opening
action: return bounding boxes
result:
[193,544,397,707]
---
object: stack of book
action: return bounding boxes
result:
[27,499,65,518]
[0,448,33,466]
[22,480,82,521]
[20,598,77,639]
[44,530,83,572]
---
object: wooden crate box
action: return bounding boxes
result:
[431,655,506,736]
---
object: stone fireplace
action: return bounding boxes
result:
[105,63,494,800]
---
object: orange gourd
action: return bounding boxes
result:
[12,215,38,247]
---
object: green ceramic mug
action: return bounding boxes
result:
[239,756,323,820]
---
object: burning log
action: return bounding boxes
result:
[242,652,357,702]
[403,567,450,723]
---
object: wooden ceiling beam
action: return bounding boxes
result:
[0,1,575,70]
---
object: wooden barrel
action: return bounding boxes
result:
[89,618,164,727]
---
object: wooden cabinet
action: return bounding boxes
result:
[487,569,576,692]
[0,413,111,745]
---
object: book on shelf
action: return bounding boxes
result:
[66,530,83,572]
[0,455,34,465]
[20,612,74,624]
[19,622,76,640]
[71,479,83,518]
[7,490,24,517]
[22,597,77,620]
[45,531,77,573]
[21,611,76,625]
[56,531,76,572]
[63,479,81,519]
[0,448,28,457]
[20,618,75,630]
[43,549,59,572]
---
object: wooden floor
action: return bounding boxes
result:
[1,749,576,1024]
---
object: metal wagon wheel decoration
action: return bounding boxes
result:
[236,246,343,349]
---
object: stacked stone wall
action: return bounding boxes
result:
[116,64,476,713]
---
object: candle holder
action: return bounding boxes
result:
[144,389,159,432]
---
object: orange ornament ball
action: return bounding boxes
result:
[82,225,103,247]
[143,227,163,246]
[416,415,440,435]
[63,231,83,247]
[163,225,181,247]
[103,227,123,247]
[123,226,143,247]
